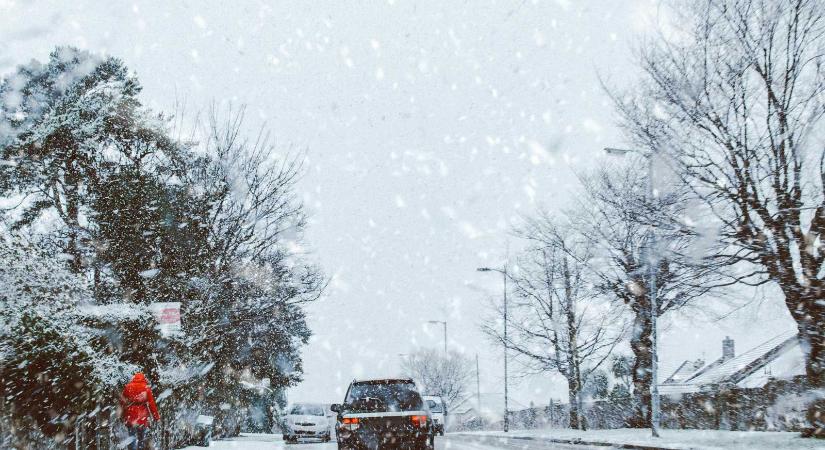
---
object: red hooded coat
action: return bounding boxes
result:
[121,373,160,427]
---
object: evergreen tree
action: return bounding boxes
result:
[0,46,179,273]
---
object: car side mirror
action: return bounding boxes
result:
[330,404,342,413]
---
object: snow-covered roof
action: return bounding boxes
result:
[659,330,802,395]
[663,359,705,384]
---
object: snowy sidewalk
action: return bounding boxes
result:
[457,428,821,449]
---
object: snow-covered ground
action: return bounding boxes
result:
[461,428,822,449]
[182,433,293,450]
[181,432,598,449]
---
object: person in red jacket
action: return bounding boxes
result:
[121,372,161,450]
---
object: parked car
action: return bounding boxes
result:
[192,414,214,447]
[167,406,216,448]
[283,403,334,443]
[422,396,447,435]
[332,378,434,450]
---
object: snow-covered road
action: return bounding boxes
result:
[182,433,598,450]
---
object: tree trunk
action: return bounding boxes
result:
[789,290,825,437]
[64,149,83,274]
[796,304,825,387]
[561,258,587,431]
[566,377,581,430]
[574,363,587,431]
[628,307,652,429]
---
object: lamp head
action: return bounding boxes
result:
[603,147,632,156]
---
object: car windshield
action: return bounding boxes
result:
[346,381,423,412]
[289,404,324,416]
[426,399,443,413]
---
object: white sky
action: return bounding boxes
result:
[1,0,798,407]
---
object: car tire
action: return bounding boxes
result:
[416,435,435,450]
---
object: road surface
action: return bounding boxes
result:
[183,433,605,449]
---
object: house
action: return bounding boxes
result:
[660,330,806,396]
[658,330,811,431]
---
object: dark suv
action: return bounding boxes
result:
[331,378,435,450]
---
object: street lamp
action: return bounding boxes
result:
[475,353,481,414]
[603,146,660,438]
[426,320,448,353]
[476,265,509,433]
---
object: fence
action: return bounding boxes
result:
[483,377,812,433]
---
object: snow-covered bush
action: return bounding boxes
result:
[0,236,141,447]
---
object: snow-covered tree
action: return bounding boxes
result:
[0,48,325,445]
[0,47,180,274]
[486,218,627,430]
[614,0,825,434]
[176,108,324,419]
[400,349,474,409]
[573,167,727,428]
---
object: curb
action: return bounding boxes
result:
[453,432,683,450]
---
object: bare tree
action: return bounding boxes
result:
[190,106,308,275]
[400,349,474,409]
[614,0,825,433]
[573,166,728,428]
[485,218,627,430]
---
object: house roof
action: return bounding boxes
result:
[659,330,801,395]
[663,359,705,384]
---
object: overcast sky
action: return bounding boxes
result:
[1,0,798,407]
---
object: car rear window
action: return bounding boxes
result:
[289,404,325,416]
[346,380,423,412]
[426,399,443,413]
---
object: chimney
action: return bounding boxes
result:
[722,336,735,360]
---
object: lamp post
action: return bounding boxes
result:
[603,146,660,438]
[475,353,481,413]
[427,320,448,353]
[476,265,509,432]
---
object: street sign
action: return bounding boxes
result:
[150,302,182,337]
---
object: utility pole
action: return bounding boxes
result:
[503,265,509,433]
[476,264,510,432]
[646,153,661,438]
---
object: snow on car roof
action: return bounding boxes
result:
[351,377,415,383]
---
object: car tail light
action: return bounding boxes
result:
[340,417,360,430]
[410,415,427,428]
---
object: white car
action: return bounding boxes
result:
[422,396,447,435]
[282,403,333,444]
